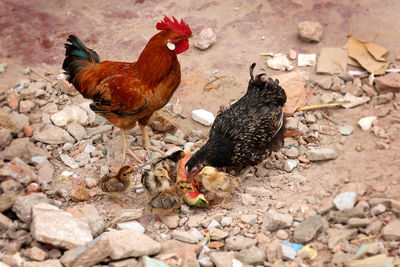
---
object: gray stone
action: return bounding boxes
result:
[67,124,87,141]
[0,138,50,162]
[172,230,199,244]
[41,103,58,114]
[0,157,39,184]
[225,235,257,251]
[382,220,400,241]
[328,229,358,249]
[305,148,338,161]
[342,93,370,109]
[318,76,333,90]
[347,218,372,227]
[86,125,113,137]
[293,215,324,243]
[33,125,74,144]
[371,203,386,215]
[31,203,93,249]
[23,260,62,267]
[329,207,366,223]
[298,21,323,42]
[60,235,111,267]
[365,220,383,235]
[78,216,105,238]
[261,210,293,232]
[139,256,170,267]
[286,117,308,133]
[187,214,205,228]
[210,252,236,267]
[161,214,179,229]
[276,229,289,240]
[0,213,12,231]
[241,214,257,225]
[8,112,29,132]
[103,230,161,259]
[109,259,138,267]
[333,191,357,210]
[284,147,299,159]
[19,100,35,113]
[221,216,232,227]
[208,227,229,241]
[235,246,265,265]
[0,128,12,150]
[60,154,79,169]
[12,193,49,223]
[245,187,271,197]
[284,159,298,172]
[281,243,296,260]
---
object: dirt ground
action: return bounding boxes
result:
[1,0,400,265]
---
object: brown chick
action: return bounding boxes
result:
[195,166,240,209]
[149,181,194,217]
[98,166,135,205]
[141,150,185,199]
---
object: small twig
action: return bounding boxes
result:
[320,113,338,125]
[295,101,350,112]
[29,68,53,83]
[203,77,220,92]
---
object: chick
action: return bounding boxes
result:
[98,166,135,205]
[149,181,194,216]
[195,166,240,209]
[141,150,185,199]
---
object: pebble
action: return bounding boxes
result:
[60,154,79,169]
[284,147,299,159]
[210,252,236,267]
[293,215,324,243]
[261,210,293,232]
[358,116,377,131]
[365,220,383,235]
[241,193,256,205]
[374,72,400,93]
[382,220,400,241]
[284,159,298,172]
[187,214,205,228]
[194,28,217,50]
[19,100,35,113]
[172,230,200,244]
[241,214,257,225]
[289,49,297,60]
[328,228,358,249]
[50,105,88,127]
[86,125,113,137]
[208,227,229,241]
[66,124,87,141]
[298,21,323,42]
[281,242,297,260]
[0,213,13,230]
[149,109,179,133]
[276,230,289,240]
[0,129,12,150]
[342,93,370,108]
[225,235,257,251]
[333,191,357,210]
[9,112,30,132]
[245,186,272,197]
[347,218,372,227]
[286,117,308,133]
[305,148,337,161]
[33,125,75,144]
[26,247,48,261]
[23,260,63,267]
[221,216,232,227]
[208,219,221,229]
[339,125,353,136]
[235,246,266,265]
[116,221,145,233]
[31,203,93,249]
[371,203,386,215]
[192,109,215,126]
[12,193,50,223]
[318,76,333,90]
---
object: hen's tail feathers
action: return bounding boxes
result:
[248,63,287,106]
[62,35,100,90]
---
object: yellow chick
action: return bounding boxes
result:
[149,181,194,216]
[196,166,240,209]
[98,166,135,205]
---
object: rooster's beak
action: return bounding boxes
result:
[188,35,194,39]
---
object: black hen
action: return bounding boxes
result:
[186,63,287,174]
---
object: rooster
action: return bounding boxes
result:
[186,63,287,175]
[62,16,192,162]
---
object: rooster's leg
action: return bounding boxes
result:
[138,123,165,156]
[121,129,142,163]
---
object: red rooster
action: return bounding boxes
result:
[62,16,192,162]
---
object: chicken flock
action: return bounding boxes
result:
[62,15,287,216]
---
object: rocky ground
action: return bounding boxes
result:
[1,1,400,266]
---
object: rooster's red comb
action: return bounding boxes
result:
[156,15,192,36]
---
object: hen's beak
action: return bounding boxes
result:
[188,34,194,39]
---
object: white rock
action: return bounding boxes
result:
[189,228,204,241]
[333,191,357,210]
[284,159,298,172]
[208,219,221,229]
[266,53,294,71]
[342,93,370,108]
[305,148,337,161]
[192,109,215,126]
[339,125,353,136]
[116,221,145,233]
[31,203,93,249]
[358,116,377,131]
[298,54,316,66]
[84,144,96,153]
[33,125,75,144]
[221,217,233,227]
[172,230,199,244]
[12,193,50,223]
[50,105,88,127]
[281,243,296,260]
[78,102,96,124]
[194,28,217,51]
[371,203,386,216]
[60,154,79,169]
[262,210,293,231]
[286,117,308,133]
[66,124,87,141]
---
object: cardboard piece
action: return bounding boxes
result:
[364,42,388,61]
[346,37,389,75]
[317,47,348,74]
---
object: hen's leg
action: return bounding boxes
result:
[121,129,142,163]
[137,117,165,155]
